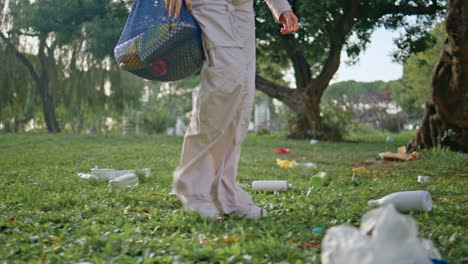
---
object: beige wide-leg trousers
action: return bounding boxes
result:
[172,0,291,214]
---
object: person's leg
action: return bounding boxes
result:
[209,0,260,215]
[172,0,255,218]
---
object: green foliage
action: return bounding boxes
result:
[324,80,389,103]
[320,99,354,139]
[393,23,447,115]
[0,133,466,263]
[254,0,446,80]
[0,44,40,131]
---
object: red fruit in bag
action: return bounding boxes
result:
[150,58,169,76]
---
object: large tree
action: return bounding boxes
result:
[254,0,446,139]
[392,23,446,116]
[407,0,468,152]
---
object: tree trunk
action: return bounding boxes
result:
[256,0,359,140]
[37,36,60,133]
[407,0,468,152]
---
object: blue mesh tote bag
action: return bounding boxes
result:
[114,0,204,82]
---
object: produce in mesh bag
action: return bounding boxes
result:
[114,0,203,82]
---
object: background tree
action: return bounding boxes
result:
[0,0,135,133]
[254,0,446,140]
[407,0,468,152]
[392,23,446,116]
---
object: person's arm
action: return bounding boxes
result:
[264,0,299,35]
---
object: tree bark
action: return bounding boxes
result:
[37,36,60,133]
[407,0,468,152]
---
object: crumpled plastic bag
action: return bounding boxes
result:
[379,146,420,161]
[321,204,441,264]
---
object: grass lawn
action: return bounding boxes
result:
[0,132,467,263]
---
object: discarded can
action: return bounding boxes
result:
[252,180,292,192]
[310,172,330,187]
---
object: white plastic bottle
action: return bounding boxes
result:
[368,190,433,213]
[252,180,292,192]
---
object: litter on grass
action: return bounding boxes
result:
[291,162,318,168]
[276,158,297,169]
[379,146,420,161]
[276,147,291,154]
[310,171,330,187]
[312,227,324,233]
[418,176,431,183]
[368,190,432,213]
[252,180,291,192]
[310,139,319,144]
[352,167,368,173]
[276,159,317,169]
[78,168,151,188]
[321,204,443,264]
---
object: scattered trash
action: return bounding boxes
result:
[310,172,330,187]
[418,176,431,183]
[108,173,139,187]
[321,204,442,264]
[252,180,292,192]
[78,168,151,188]
[291,162,318,169]
[276,158,297,169]
[368,190,432,213]
[352,167,368,173]
[310,139,319,144]
[379,146,420,161]
[386,136,394,142]
[312,227,324,233]
[276,147,291,154]
[90,168,151,180]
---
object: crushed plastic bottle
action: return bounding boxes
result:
[321,204,441,264]
[108,173,139,188]
[78,168,151,188]
[91,168,151,180]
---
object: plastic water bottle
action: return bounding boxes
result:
[368,190,432,213]
[252,180,292,192]
[108,173,139,187]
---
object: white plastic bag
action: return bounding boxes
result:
[321,204,441,264]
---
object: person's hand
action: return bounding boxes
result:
[279,11,299,35]
[165,0,192,19]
